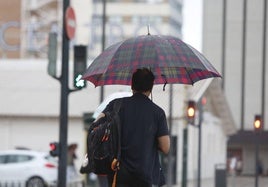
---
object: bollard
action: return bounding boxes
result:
[215,163,227,187]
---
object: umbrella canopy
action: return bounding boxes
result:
[82,34,221,86]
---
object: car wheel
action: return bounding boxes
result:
[26,177,46,187]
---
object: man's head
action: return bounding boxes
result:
[131,68,155,93]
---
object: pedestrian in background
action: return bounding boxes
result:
[101,68,170,187]
[236,157,242,175]
[67,143,78,183]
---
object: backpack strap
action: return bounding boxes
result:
[110,99,122,164]
[114,99,122,156]
[110,99,122,187]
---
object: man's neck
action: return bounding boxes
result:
[133,90,151,97]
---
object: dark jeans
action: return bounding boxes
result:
[108,164,152,187]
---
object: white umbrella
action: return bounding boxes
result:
[92,91,133,119]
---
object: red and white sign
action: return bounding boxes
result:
[65,6,76,40]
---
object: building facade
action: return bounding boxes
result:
[203,0,268,175]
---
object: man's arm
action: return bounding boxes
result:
[158,135,170,154]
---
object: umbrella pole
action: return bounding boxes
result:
[167,84,174,187]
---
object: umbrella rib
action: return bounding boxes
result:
[185,67,194,85]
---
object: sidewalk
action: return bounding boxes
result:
[173,176,268,187]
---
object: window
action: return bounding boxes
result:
[6,154,33,163]
[0,155,7,164]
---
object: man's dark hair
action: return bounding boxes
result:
[131,68,155,92]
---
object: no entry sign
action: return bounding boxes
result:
[65,6,76,40]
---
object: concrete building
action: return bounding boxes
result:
[203,0,268,175]
[0,0,237,185]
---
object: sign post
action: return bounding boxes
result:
[57,2,76,187]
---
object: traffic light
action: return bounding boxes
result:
[254,115,263,132]
[74,45,87,89]
[187,100,196,125]
[47,32,58,77]
[49,142,59,157]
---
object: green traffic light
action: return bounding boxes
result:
[73,45,87,89]
[75,74,86,88]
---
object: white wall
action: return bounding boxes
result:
[203,0,268,130]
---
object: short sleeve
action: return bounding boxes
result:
[102,99,115,113]
[156,109,169,137]
[102,98,123,114]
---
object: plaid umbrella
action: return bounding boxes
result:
[82,35,221,87]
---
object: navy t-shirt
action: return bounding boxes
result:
[103,93,169,186]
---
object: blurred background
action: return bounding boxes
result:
[0,0,267,187]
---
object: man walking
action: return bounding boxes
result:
[102,68,170,187]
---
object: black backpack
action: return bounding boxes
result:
[80,99,122,175]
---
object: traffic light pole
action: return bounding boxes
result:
[182,100,195,187]
[255,134,259,187]
[181,126,188,187]
[47,1,82,186]
[182,100,202,187]
[58,1,69,186]
[58,0,69,186]
[197,100,203,187]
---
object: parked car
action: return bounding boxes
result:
[0,149,57,187]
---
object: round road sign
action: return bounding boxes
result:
[65,6,76,39]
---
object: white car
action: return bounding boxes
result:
[0,149,57,187]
